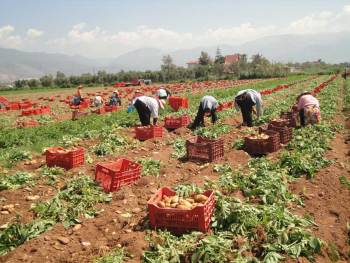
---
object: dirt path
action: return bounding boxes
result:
[289,80,350,262]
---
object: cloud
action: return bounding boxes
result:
[2,4,350,57]
[288,6,350,34]
[26,28,44,39]
[202,23,276,44]
[0,25,22,48]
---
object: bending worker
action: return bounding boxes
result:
[296,91,321,126]
[109,90,122,106]
[189,95,220,130]
[234,89,263,127]
[132,95,165,126]
[156,86,172,100]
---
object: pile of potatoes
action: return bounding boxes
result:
[157,194,209,210]
[247,133,269,140]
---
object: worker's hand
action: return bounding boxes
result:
[252,108,257,115]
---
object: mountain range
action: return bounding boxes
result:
[1,31,350,83]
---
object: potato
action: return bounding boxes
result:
[170,196,179,204]
[179,199,192,207]
[170,203,177,208]
[194,194,208,203]
[163,195,170,203]
[186,198,195,203]
[176,204,191,210]
[157,201,166,208]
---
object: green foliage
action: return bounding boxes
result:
[92,129,129,156]
[174,184,203,198]
[40,166,65,185]
[138,158,161,177]
[94,247,126,263]
[0,172,34,191]
[0,218,54,256]
[232,138,245,150]
[33,176,112,227]
[171,138,186,159]
[4,149,31,168]
[195,123,232,139]
[339,176,350,190]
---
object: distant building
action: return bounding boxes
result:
[186,60,200,69]
[224,54,241,65]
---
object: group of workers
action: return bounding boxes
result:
[71,85,122,107]
[71,84,321,128]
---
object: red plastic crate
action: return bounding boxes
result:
[186,136,224,162]
[269,119,289,127]
[164,115,191,129]
[40,106,51,114]
[7,102,20,110]
[104,105,118,112]
[280,111,298,128]
[95,158,141,192]
[268,124,293,144]
[244,130,280,156]
[91,107,106,114]
[148,187,215,233]
[168,97,189,111]
[135,126,163,141]
[45,147,85,170]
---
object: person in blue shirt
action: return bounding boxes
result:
[109,90,122,106]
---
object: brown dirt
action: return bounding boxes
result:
[2,76,346,263]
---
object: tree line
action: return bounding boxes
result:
[12,50,345,89]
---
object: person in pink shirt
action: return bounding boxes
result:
[296,91,321,126]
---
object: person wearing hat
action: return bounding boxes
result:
[132,95,165,126]
[234,89,263,127]
[156,86,171,100]
[296,91,321,126]
[93,95,104,107]
[189,95,221,130]
[109,90,122,106]
[71,85,84,106]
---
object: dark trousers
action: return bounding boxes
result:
[191,103,217,129]
[299,109,306,127]
[134,99,151,126]
[235,94,255,127]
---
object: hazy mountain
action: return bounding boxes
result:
[1,31,350,82]
[237,32,350,63]
[0,47,99,82]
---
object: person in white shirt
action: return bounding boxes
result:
[93,95,104,107]
[156,87,171,99]
[189,95,221,130]
[132,95,165,125]
[234,89,263,127]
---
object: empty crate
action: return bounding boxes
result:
[135,126,163,141]
[186,136,224,162]
[45,147,85,170]
[164,115,191,129]
[95,158,141,192]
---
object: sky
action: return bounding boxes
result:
[1,0,350,58]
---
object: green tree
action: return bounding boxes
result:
[161,55,176,82]
[40,75,53,87]
[214,48,225,64]
[27,79,40,88]
[54,71,70,88]
[199,51,211,65]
